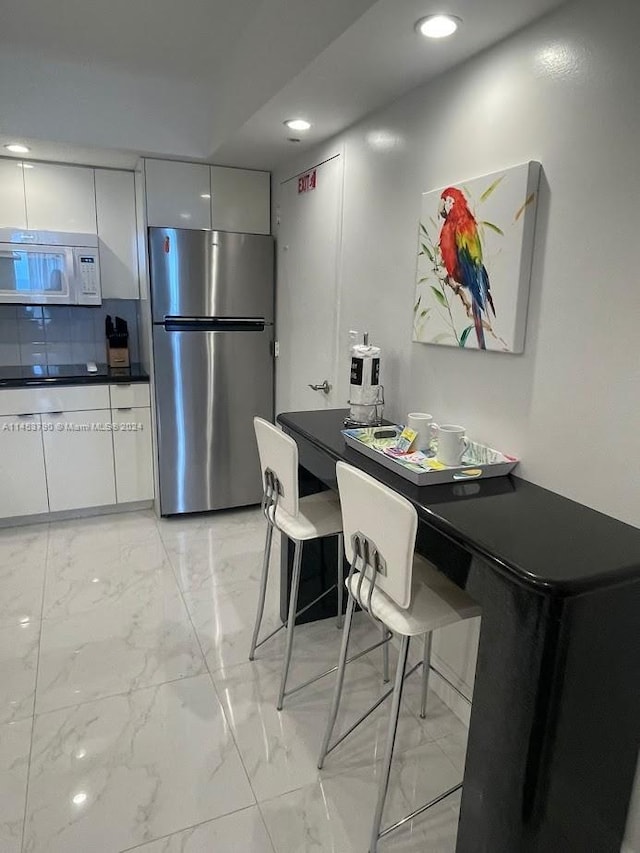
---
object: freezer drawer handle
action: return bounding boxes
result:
[163,317,265,332]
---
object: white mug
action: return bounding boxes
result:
[436,424,469,466]
[407,412,436,452]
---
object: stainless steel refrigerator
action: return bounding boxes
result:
[149,227,274,515]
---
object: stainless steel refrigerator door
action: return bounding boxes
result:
[149,228,274,323]
[152,323,274,515]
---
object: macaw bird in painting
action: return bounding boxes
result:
[438,187,495,349]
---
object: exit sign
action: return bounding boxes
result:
[298,169,317,193]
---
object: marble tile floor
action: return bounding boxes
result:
[0,507,468,853]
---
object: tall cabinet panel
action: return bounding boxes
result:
[95,169,140,299]
[112,408,154,503]
[144,160,211,229]
[24,163,97,232]
[0,160,28,228]
[210,167,270,234]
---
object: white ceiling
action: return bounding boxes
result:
[1,0,260,80]
[215,0,565,168]
[0,0,564,170]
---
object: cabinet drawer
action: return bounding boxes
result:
[0,385,111,416]
[109,383,150,409]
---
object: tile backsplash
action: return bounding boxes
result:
[0,301,140,367]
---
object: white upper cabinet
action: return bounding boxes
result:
[24,163,97,233]
[210,166,270,234]
[144,159,211,230]
[0,160,28,228]
[95,170,140,299]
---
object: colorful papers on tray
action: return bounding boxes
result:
[342,427,436,474]
[382,447,447,472]
[343,426,511,473]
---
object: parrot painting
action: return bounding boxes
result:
[438,186,495,349]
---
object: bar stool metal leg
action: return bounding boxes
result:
[277,538,304,711]
[420,632,432,719]
[336,533,344,629]
[382,627,390,683]
[318,595,355,769]
[249,519,275,661]
[369,634,411,853]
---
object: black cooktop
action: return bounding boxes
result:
[0,363,149,388]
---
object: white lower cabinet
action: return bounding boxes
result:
[0,414,49,517]
[0,384,154,520]
[42,410,117,512]
[112,407,154,503]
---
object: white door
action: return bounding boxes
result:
[0,415,49,517]
[276,154,344,414]
[42,410,116,511]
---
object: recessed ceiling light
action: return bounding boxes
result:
[284,119,311,132]
[16,163,34,169]
[5,143,31,154]
[416,14,460,39]
[72,792,88,806]
[200,193,211,199]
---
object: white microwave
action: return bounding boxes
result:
[0,229,101,306]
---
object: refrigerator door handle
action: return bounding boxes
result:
[163,317,266,332]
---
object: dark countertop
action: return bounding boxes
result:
[278,408,640,596]
[0,363,149,388]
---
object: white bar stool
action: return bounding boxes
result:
[318,461,481,852]
[250,419,391,710]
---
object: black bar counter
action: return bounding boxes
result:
[277,408,640,853]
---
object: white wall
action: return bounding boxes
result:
[274,0,640,845]
[275,0,640,530]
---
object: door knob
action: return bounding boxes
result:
[308,380,332,394]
